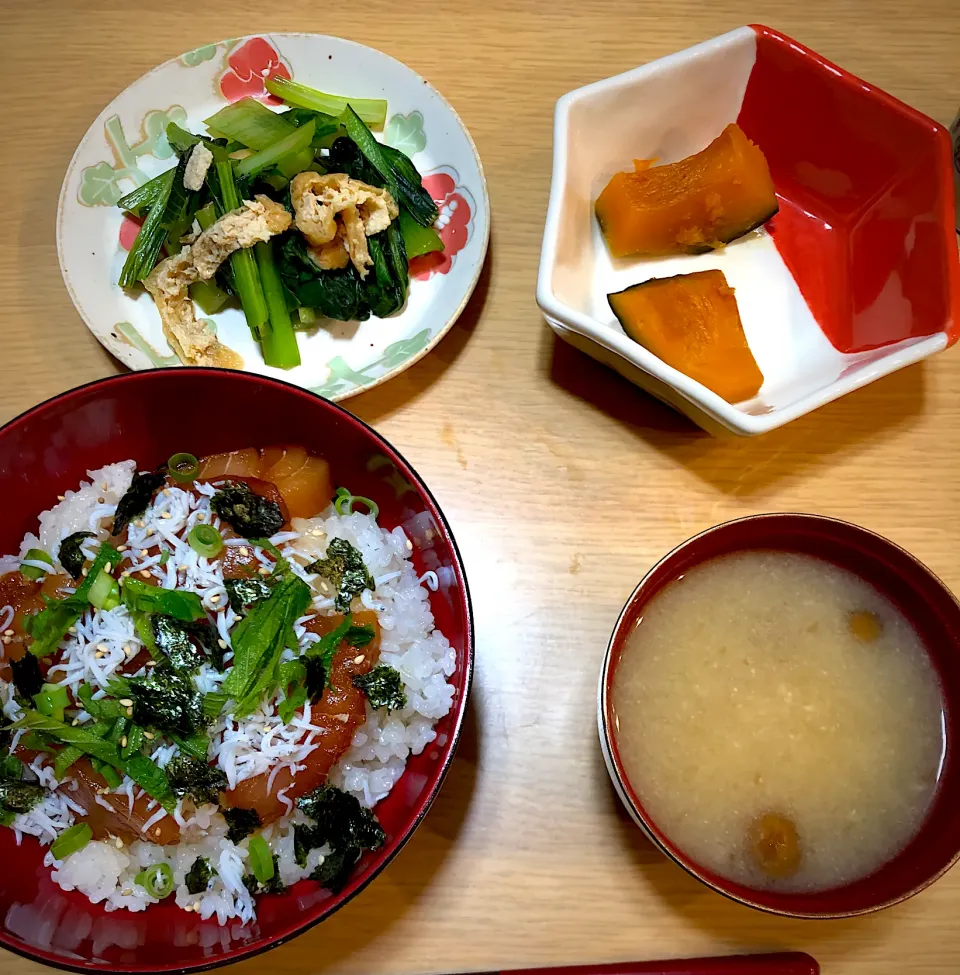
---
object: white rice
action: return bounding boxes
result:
[1,459,455,920]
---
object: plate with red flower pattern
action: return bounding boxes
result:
[57,34,490,400]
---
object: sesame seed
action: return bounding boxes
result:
[140,549,148,557]
[136,520,145,528]
[3,629,12,637]
[406,539,413,550]
[71,718,80,726]
[120,736,128,748]
[119,698,133,707]
[104,563,112,573]
[146,660,157,667]
[122,888,132,896]
[218,639,227,649]
[57,494,65,501]
[94,650,104,659]
[239,547,249,557]
[163,488,171,497]
[144,731,155,740]
[97,788,107,796]
[334,713,349,723]
[140,570,151,579]
[97,643,108,652]
[160,512,172,520]
[353,655,364,665]
[146,528,155,536]
[101,481,108,491]
[125,644,135,657]
[97,497,105,504]
[68,626,77,634]
[81,567,89,577]
[118,544,128,552]
[209,594,220,603]
[126,706,134,717]
[154,827,161,836]
[114,837,123,849]
[258,567,270,575]
[121,570,131,578]
[1,637,10,645]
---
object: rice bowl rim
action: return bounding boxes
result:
[0,367,475,974]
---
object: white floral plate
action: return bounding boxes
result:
[57,34,490,400]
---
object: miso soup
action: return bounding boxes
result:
[611,550,945,892]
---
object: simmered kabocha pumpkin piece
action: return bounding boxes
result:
[608,269,763,403]
[595,123,779,257]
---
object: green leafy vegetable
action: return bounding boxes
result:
[166,754,226,806]
[221,572,311,716]
[117,158,182,288]
[398,208,444,258]
[380,143,440,228]
[235,120,315,180]
[25,543,121,656]
[225,578,271,614]
[353,666,406,710]
[10,653,43,698]
[264,77,388,129]
[88,570,121,611]
[113,470,167,535]
[306,538,373,612]
[212,159,269,336]
[247,834,274,884]
[53,745,84,780]
[211,481,284,538]
[58,532,95,580]
[185,856,213,894]
[121,577,205,622]
[205,97,296,149]
[255,238,301,369]
[117,169,175,219]
[222,806,260,844]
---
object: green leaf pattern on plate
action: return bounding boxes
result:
[179,44,218,67]
[383,112,427,156]
[114,322,180,367]
[77,106,188,206]
[311,329,433,399]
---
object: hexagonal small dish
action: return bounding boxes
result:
[537,25,960,435]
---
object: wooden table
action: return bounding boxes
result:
[2,2,959,973]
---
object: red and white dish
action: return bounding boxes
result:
[537,25,960,435]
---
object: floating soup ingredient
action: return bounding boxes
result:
[608,269,763,403]
[611,550,944,892]
[595,123,778,257]
[0,445,456,922]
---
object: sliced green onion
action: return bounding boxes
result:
[20,548,53,581]
[34,683,70,722]
[167,452,199,483]
[50,822,92,861]
[264,76,387,129]
[88,570,120,611]
[135,862,175,899]
[159,550,171,566]
[247,834,274,884]
[333,490,379,518]
[187,524,224,558]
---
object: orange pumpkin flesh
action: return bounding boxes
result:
[596,123,779,257]
[608,269,763,403]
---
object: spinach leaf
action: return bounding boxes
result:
[211,482,284,538]
[380,144,440,227]
[353,666,406,711]
[113,470,167,535]
[306,538,373,612]
[222,806,260,844]
[185,856,213,894]
[225,578,271,615]
[279,236,370,322]
[58,532,95,580]
[166,754,226,806]
[10,653,44,698]
[121,578,205,622]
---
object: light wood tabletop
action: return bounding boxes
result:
[2,2,959,974]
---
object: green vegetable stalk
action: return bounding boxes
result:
[255,239,301,369]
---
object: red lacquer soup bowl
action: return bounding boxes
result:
[598,513,960,917]
[0,369,474,972]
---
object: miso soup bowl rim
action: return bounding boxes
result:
[597,511,960,918]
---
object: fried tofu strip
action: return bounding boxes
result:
[144,196,292,367]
